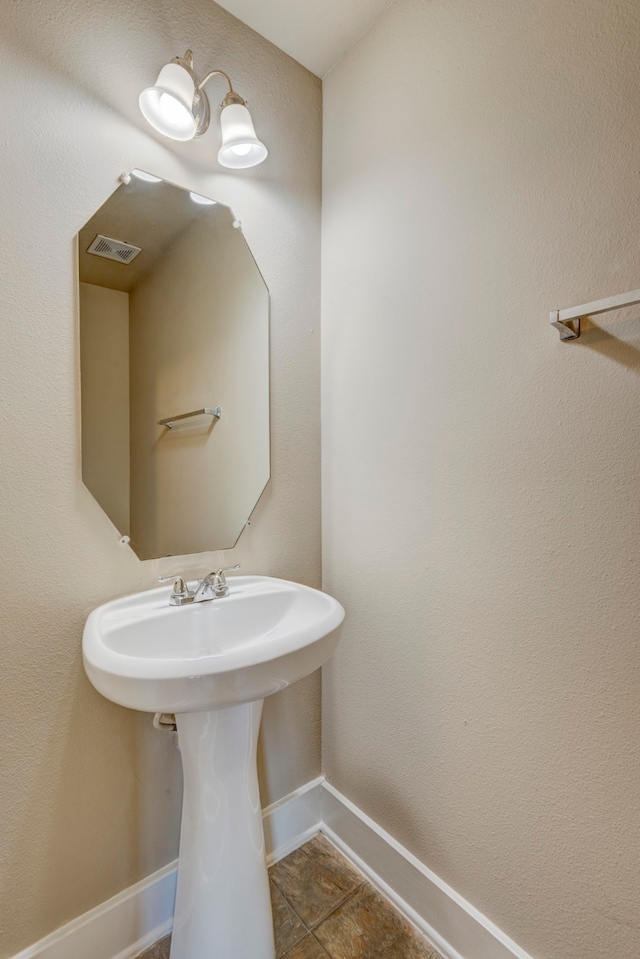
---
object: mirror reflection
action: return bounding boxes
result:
[78,172,270,560]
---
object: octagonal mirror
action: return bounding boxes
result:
[78,172,270,559]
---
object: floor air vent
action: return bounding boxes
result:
[87,234,142,264]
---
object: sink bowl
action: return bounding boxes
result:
[83,575,344,959]
[83,575,344,713]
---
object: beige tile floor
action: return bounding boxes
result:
[139,833,442,959]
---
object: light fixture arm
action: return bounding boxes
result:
[198,69,233,93]
[170,52,247,137]
[197,70,246,108]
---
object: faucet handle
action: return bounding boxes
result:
[205,564,240,597]
[157,575,193,605]
[212,564,240,586]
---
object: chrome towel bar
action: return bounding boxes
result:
[551,287,640,340]
[158,407,221,429]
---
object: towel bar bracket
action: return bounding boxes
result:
[550,312,580,340]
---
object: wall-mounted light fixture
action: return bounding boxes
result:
[139,50,268,169]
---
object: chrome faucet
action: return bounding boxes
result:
[193,566,240,601]
[158,566,240,606]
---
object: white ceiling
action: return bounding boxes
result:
[215,0,393,77]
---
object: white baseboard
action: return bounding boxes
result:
[9,861,177,959]
[263,775,324,865]
[10,777,534,959]
[320,782,536,959]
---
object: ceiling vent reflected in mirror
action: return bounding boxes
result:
[78,172,270,560]
[87,234,142,264]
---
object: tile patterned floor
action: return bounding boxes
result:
[138,833,442,959]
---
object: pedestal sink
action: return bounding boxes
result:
[83,575,345,959]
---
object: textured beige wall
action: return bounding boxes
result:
[129,210,269,557]
[80,283,131,535]
[0,1,321,954]
[322,2,640,958]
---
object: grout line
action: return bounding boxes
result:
[272,867,367,934]
[269,834,368,934]
[281,933,332,959]
[309,932,333,958]
[268,881,307,929]
[319,828,443,956]
[305,880,367,932]
[294,833,439,958]
[309,882,438,959]
[269,884,308,957]
[303,828,369,931]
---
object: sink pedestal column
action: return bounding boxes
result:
[171,701,275,959]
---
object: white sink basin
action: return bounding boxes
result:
[83,575,344,713]
[82,574,344,959]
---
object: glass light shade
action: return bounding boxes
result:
[218,103,268,169]
[139,62,197,141]
[131,169,162,182]
[189,192,217,205]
